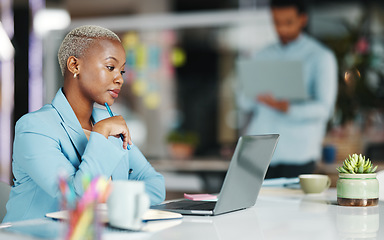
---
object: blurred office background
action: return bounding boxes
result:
[1,0,384,198]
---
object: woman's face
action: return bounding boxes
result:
[77,39,126,106]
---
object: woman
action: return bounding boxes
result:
[3,25,165,222]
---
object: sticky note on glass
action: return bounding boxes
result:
[184,193,218,201]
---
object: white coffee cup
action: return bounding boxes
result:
[107,180,150,230]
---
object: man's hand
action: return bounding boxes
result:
[257,94,290,113]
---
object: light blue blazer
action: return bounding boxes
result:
[3,89,165,222]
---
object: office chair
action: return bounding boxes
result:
[0,181,11,222]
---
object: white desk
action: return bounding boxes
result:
[1,188,383,240]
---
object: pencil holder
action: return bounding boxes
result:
[65,201,99,240]
[59,176,111,240]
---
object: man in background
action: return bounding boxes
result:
[237,0,338,178]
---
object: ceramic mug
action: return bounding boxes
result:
[107,180,150,230]
[299,174,331,194]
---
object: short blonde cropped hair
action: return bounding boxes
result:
[57,25,121,76]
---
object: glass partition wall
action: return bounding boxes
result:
[42,2,384,163]
[43,9,276,160]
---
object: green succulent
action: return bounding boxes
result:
[337,153,377,174]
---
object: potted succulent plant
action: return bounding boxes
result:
[336,154,379,206]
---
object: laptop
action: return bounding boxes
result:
[151,134,279,216]
[237,59,308,101]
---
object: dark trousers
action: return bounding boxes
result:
[265,161,316,179]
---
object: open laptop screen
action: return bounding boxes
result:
[152,134,279,216]
[214,134,279,215]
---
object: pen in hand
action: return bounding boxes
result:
[104,102,131,150]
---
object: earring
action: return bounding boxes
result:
[74,73,77,78]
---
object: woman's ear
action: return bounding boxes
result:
[66,56,80,76]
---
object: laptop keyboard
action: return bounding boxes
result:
[159,200,217,210]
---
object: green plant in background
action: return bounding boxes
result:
[166,130,199,147]
[321,8,381,126]
[337,153,378,174]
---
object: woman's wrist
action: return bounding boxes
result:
[92,124,110,139]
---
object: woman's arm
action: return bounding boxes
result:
[13,117,126,199]
[125,145,166,205]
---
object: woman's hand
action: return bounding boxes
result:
[92,116,132,149]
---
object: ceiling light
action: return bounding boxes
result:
[33,8,71,36]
